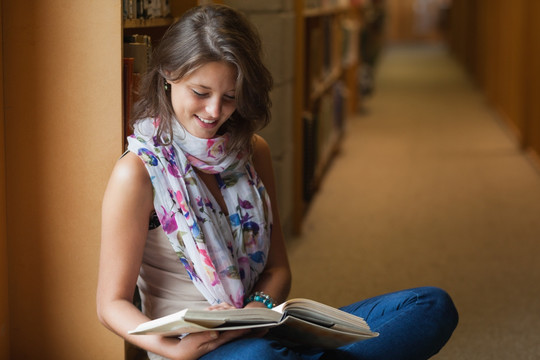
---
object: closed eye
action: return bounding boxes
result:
[192,89,208,97]
[192,89,235,102]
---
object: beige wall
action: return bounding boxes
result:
[2,0,124,358]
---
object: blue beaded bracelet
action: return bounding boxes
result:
[244,291,276,309]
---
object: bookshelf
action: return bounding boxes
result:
[448,0,540,168]
[293,1,361,233]
[122,1,197,45]
[124,17,174,29]
[122,0,199,149]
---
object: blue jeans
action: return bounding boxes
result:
[200,287,458,360]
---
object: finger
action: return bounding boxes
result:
[198,329,244,344]
[195,329,250,357]
[207,303,235,311]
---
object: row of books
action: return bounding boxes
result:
[123,0,171,20]
[124,34,152,74]
[303,82,347,202]
[305,0,356,10]
[304,11,359,106]
[123,34,153,142]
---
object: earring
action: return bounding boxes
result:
[164,81,169,91]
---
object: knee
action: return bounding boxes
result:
[421,286,459,334]
[427,287,458,318]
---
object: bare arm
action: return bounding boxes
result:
[246,135,292,308]
[96,152,245,360]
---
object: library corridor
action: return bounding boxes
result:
[287,44,540,359]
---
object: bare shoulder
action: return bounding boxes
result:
[251,134,272,166]
[103,151,153,215]
[110,151,150,187]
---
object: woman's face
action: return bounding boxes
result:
[168,61,237,139]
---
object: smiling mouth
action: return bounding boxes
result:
[195,115,218,124]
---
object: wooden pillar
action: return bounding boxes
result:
[2,0,123,358]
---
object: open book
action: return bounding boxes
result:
[129,298,379,349]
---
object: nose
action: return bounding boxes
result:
[205,96,222,118]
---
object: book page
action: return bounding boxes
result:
[128,309,212,336]
[281,298,372,331]
[183,307,282,327]
[268,316,377,349]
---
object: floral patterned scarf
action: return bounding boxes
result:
[127,118,272,308]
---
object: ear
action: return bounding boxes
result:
[163,70,172,84]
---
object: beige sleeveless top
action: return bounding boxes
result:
[137,226,209,320]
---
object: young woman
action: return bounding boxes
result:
[97,5,457,360]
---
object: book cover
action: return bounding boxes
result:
[129,298,378,349]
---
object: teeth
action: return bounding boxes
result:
[197,115,216,124]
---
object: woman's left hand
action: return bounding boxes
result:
[206,303,237,311]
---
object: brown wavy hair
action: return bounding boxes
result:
[131,4,273,153]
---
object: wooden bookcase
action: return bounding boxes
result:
[122,0,199,149]
[293,1,361,233]
[447,0,540,169]
[523,0,540,167]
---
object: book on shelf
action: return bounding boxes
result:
[124,34,152,74]
[123,58,134,133]
[129,298,378,349]
[124,0,171,20]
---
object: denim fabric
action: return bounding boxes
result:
[200,286,458,360]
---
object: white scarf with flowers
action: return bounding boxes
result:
[127,118,272,308]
